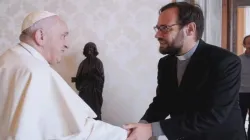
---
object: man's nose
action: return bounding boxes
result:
[155,30,164,39]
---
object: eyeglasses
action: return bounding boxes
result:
[154,24,179,33]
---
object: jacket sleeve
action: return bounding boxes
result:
[53,118,127,140]
[141,58,170,122]
[159,56,241,140]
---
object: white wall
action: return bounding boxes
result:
[0,0,171,128]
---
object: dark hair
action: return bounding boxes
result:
[243,35,250,45]
[159,2,204,40]
[83,42,99,57]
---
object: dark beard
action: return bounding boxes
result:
[158,28,184,55]
[159,46,181,55]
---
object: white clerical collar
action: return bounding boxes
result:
[19,42,49,65]
[176,41,199,60]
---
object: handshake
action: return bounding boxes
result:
[122,122,156,140]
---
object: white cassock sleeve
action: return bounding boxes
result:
[0,61,127,140]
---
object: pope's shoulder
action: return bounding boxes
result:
[0,46,51,75]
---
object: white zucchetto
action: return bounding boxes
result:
[21,11,57,32]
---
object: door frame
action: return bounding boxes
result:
[227,0,250,53]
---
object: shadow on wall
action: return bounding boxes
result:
[52,55,79,92]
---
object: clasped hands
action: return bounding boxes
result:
[123,123,153,140]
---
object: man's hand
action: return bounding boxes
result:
[123,123,152,140]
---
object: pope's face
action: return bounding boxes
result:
[44,17,69,64]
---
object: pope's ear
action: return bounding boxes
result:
[34,29,45,46]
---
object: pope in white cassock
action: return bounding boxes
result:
[0,11,127,140]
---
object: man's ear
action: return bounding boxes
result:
[186,22,196,37]
[33,29,45,46]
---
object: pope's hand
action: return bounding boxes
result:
[123,123,152,140]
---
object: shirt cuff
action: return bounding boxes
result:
[152,122,164,137]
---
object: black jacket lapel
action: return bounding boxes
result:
[178,40,207,90]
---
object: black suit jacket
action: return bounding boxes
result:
[141,40,246,140]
